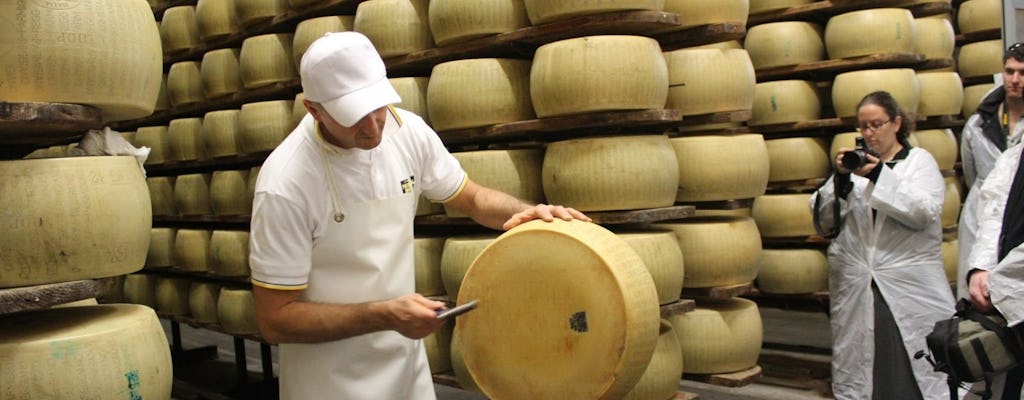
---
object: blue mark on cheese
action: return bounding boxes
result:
[125,370,141,400]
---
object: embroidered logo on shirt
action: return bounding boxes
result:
[400,176,416,194]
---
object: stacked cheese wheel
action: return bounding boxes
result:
[414,237,446,297]
[652,217,762,288]
[446,149,544,217]
[666,298,763,374]
[355,0,435,58]
[211,230,252,277]
[148,228,178,269]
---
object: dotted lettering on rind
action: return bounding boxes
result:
[569,311,588,333]
[31,0,81,11]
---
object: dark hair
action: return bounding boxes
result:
[1006,43,1024,63]
[856,91,912,145]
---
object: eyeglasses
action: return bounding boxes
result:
[858,120,890,132]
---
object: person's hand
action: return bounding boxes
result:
[968,270,994,312]
[384,294,446,339]
[835,147,880,176]
[502,204,591,230]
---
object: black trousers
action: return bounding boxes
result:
[872,283,925,400]
[1001,364,1024,399]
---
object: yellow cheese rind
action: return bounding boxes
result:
[662,0,747,28]
[457,219,660,400]
[757,248,829,293]
[201,48,243,99]
[0,304,172,400]
[958,40,1004,79]
[942,177,962,228]
[390,78,431,125]
[161,6,201,54]
[195,0,241,42]
[664,48,756,116]
[942,239,958,283]
[292,92,308,128]
[623,321,684,400]
[667,298,762,373]
[124,273,159,307]
[831,69,920,118]
[445,149,544,218]
[210,170,252,216]
[652,218,762,288]
[175,229,212,272]
[155,277,192,316]
[752,194,816,238]
[147,228,178,268]
[0,0,163,121]
[910,129,958,170]
[168,61,206,107]
[766,137,831,182]
[428,0,530,46]
[234,0,289,27]
[543,135,678,211]
[824,8,915,59]
[829,132,860,168]
[451,328,484,393]
[174,173,213,216]
[425,318,454,373]
[0,157,151,288]
[239,33,298,89]
[148,176,178,216]
[210,230,251,277]
[916,71,963,117]
[963,83,997,118]
[914,17,955,60]
[136,126,170,165]
[203,109,242,158]
[238,100,295,153]
[618,231,685,305]
[670,134,770,202]
[440,235,498,301]
[749,0,814,15]
[523,0,664,24]
[218,288,259,335]
[750,80,822,126]
[415,237,446,296]
[189,282,223,323]
[958,0,1002,34]
[293,16,356,69]
[427,58,535,131]
[531,36,668,118]
[354,0,435,58]
[168,117,207,162]
[744,22,825,69]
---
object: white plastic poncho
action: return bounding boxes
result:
[810,147,955,399]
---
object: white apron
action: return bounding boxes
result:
[278,191,436,400]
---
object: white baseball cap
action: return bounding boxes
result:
[299,31,401,127]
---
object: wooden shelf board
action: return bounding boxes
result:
[145,152,269,177]
[906,1,953,18]
[683,365,763,388]
[153,215,252,230]
[963,74,997,87]
[437,109,684,146]
[765,178,827,194]
[755,118,848,135]
[160,313,268,344]
[655,22,747,51]
[661,298,696,318]
[748,0,948,26]
[414,205,696,226]
[916,114,966,130]
[761,235,832,245]
[0,102,104,157]
[0,278,116,315]
[756,52,927,81]
[681,281,754,299]
[147,267,253,285]
[956,28,1001,46]
[677,198,755,211]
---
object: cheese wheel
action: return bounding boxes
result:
[203,109,242,158]
[667,298,762,373]
[824,9,914,60]
[293,16,356,69]
[531,36,668,117]
[670,134,770,202]
[0,157,151,288]
[744,22,825,69]
[155,277,191,315]
[829,132,860,168]
[457,219,660,400]
[543,135,679,211]
[240,33,297,89]
[664,48,756,115]
[210,230,251,277]
[963,83,997,118]
[916,72,963,117]
[201,48,243,99]
[425,318,454,373]
[210,170,252,215]
[238,100,295,153]
[195,0,241,42]
[765,137,830,182]
[156,74,171,111]
[959,0,1002,34]
[910,129,958,170]
[832,69,920,118]
[415,237,446,296]
[124,273,159,307]
[750,80,822,126]
[0,0,162,121]
[427,58,535,131]
[417,194,444,216]
[168,117,207,162]
[248,166,262,204]
[749,0,814,15]
[161,6,201,54]
[651,217,762,288]
[662,0,747,29]
[121,131,138,146]
[136,126,170,165]
[148,176,178,216]
[752,194,816,238]
[147,228,177,268]
[189,282,223,323]
[175,229,211,272]
[450,328,483,393]
[167,61,206,107]
[693,40,743,50]
[942,239,958,283]
[234,0,288,27]
[757,248,829,293]
[623,320,684,400]
[959,40,1003,79]
[445,149,544,217]
[440,235,498,301]
[51,298,99,308]
[354,0,435,58]
[522,0,664,24]
[943,176,961,228]
[292,92,308,128]
[428,0,530,46]
[390,78,430,124]
[618,231,685,305]
[174,173,212,216]
[0,304,172,399]
[694,207,753,218]
[914,17,955,60]
[218,288,259,335]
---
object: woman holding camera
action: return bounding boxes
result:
[810,91,955,399]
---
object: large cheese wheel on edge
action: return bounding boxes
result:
[752,194,816,238]
[456,219,660,400]
[832,69,920,118]
[195,0,240,42]
[664,48,756,116]
[450,327,483,393]
[239,33,297,89]
[440,235,499,301]
[0,157,151,288]
[175,229,212,272]
[959,40,1003,79]
[744,22,825,69]
[523,0,664,24]
[190,282,223,323]
[623,320,684,400]
[427,58,535,131]
[766,137,831,182]
[757,248,829,293]
[914,17,955,60]
[824,8,915,60]
[447,149,545,217]
[916,72,963,117]
[415,237,446,297]
[617,231,685,305]
[666,298,763,374]
[354,0,435,58]
[293,16,356,69]
[750,80,822,126]
[428,0,530,46]
[652,217,762,288]
[0,0,163,122]
[390,78,431,125]
[910,129,958,170]
[963,83,998,118]
[0,304,172,399]
[239,100,295,153]
[425,317,454,373]
[958,0,1002,34]
[210,230,251,277]
[531,36,668,118]
[218,288,259,335]
[670,134,770,202]
[543,135,679,211]
[155,277,192,316]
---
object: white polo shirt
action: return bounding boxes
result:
[249,106,466,290]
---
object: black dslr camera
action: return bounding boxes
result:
[841,137,878,170]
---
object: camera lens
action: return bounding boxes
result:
[841,150,867,170]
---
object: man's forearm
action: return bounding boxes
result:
[466,186,533,230]
[257,298,390,344]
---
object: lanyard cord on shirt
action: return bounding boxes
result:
[316,124,346,223]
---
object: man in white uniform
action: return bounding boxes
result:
[248,32,590,400]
